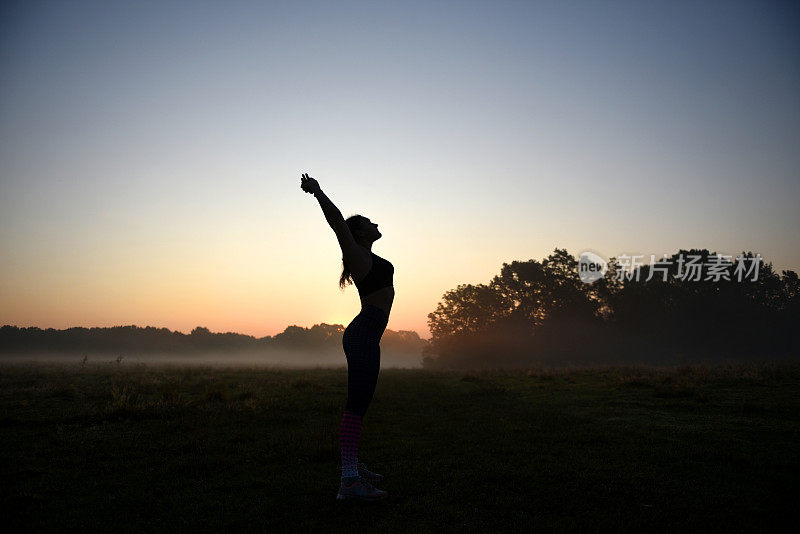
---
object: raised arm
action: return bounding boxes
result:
[300,173,370,274]
[304,176,346,233]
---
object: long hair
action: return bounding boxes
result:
[339,214,365,290]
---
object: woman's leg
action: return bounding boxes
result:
[339,320,381,480]
[338,408,362,479]
[345,340,380,418]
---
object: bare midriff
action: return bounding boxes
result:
[360,286,394,318]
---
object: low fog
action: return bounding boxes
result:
[0,349,425,369]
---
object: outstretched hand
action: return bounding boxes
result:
[300,173,321,195]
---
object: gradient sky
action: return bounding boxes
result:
[1,0,798,340]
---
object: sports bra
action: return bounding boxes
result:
[349,251,394,298]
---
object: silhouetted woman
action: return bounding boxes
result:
[300,172,393,501]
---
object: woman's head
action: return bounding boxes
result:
[339,214,382,290]
[346,214,381,246]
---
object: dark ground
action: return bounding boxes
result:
[1,361,798,532]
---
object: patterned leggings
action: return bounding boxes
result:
[339,304,388,479]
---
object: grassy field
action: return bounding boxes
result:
[1,361,798,532]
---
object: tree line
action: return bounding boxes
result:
[0,323,428,357]
[4,247,796,368]
[422,248,799,369]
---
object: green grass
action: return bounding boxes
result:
[1,361,798,532]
